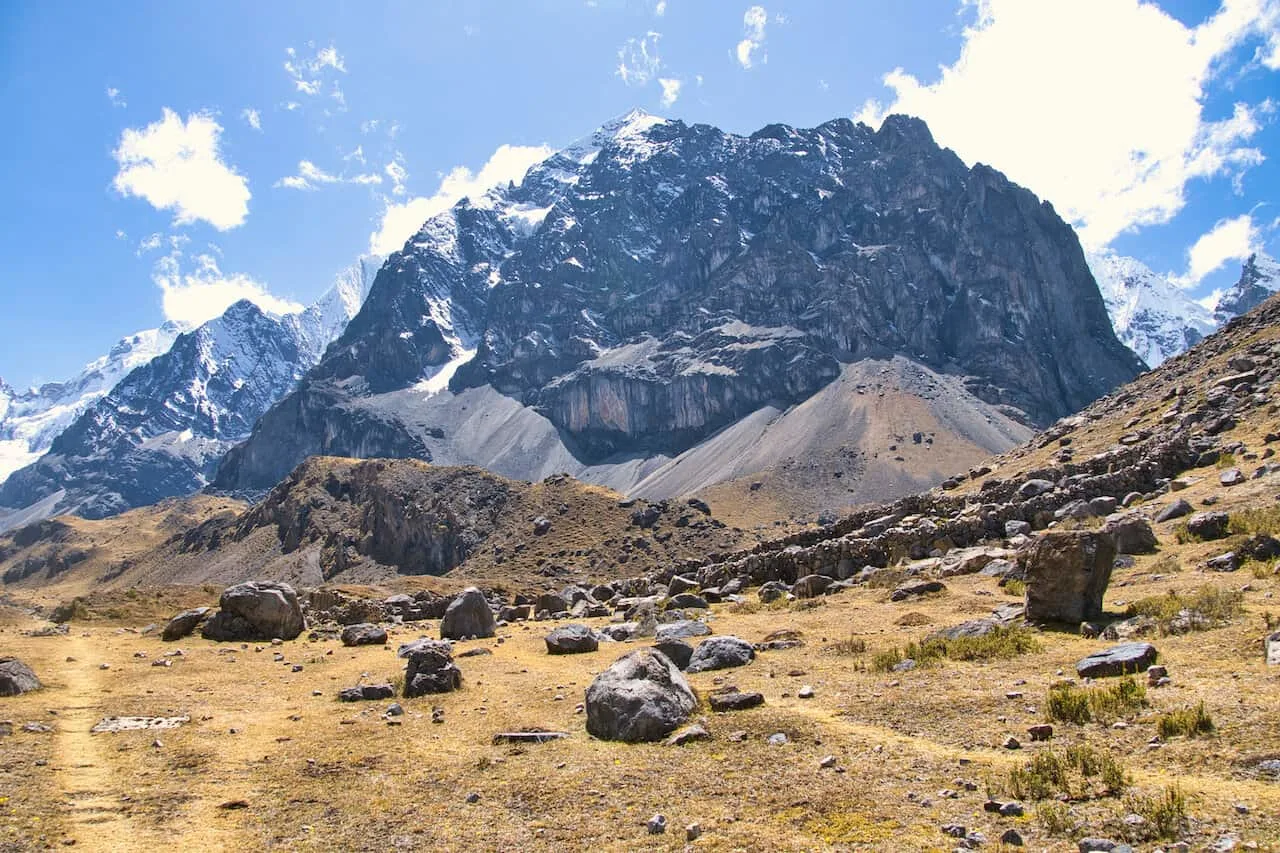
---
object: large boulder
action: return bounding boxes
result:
[440,587,496,640]
[0,658,41,696]
[201,581,305,642]
[1076,643,1158,678]
[686,636,756,673]
[655,620,712,642]
[1185,511,1230,541]
[399,638,463,697]
[585,650,697,742]
[545,624,599,654]
[1019,532,1115,624]
[162,607,212,641]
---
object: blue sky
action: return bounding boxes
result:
[1,0,1278,388]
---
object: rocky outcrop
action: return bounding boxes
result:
[216,111,1141,493]
[162,607,211,641]
[399,638,462,697]
[1018,532,1116,625]
[440,587,496,640]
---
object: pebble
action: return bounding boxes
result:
[1002,736,1021,750]
[646,814,667,835]
[798,685,815,699]
[465,792,480,803]
[767,733,789,746]
[685,823,702,842]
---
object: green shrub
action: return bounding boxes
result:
[1003,578,1026,597]
[1229,506,1280,536]
[1046,678,1146,725]
[1156,702,1214,739]
[1037,802,1073,836]
[825,636,867,656]
[1125,785,1188,840]
[1004,746,1129,801]
[1126,586,1243,634]
[871,625,1040,672]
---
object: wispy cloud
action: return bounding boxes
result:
[274,159,381,191]
[284,43,348,109]
[241,108,262,131]
[112,109,250,231]
[106,87,126,108]
[617,32,663,85]
[658,77,682,107]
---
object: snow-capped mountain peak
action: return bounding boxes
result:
[1087,251,1216,369]
[1214,251,1280,324]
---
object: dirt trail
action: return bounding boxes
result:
[49,633,146,852]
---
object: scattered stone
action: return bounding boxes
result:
[1000,829,1024,846]
[999,801,1024,817]
[664,722,711,746]
[767,732,789,746]
[1076,643,1158,678]
[584,650,696,743]
[1002,736,1021,750]
[544,624,599,655]
[1005,520,1031,537]
[792,574,832,598]
[341,623,388,647]
[0,658,41,696]
[1186,511,1230,541]
[456,647,493,658]
[686,636,756,673]
[890,580,946,602]
[491,731,569,744]
[440,587,496,641]
[1220,467,1245,487]
[465,792,481,804]
[1018,478,1054,498]
[161,607,211,642]
[655,620,712,642]
[686,823,702,842]
[820,754,838,768]
[386,703,404,716]
[1020,531,1115,624]
[1266,631,1280,665]
[1027,724,1053,741]
[758,581,788,603]
[338,684,395,702]
[941,823,967,838]
[646,814,667,835]
[1154,499,1193,523]
[708,690,764,712]
[665,592,709,610]
[399,639,463,697]
[1103,515,1158,555]
[798,685,815,699]
[201,581,305,642]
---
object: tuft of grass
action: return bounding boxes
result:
[1037,801,1073,836]
[870,625,1040,672]
[1003,578,1026,597]
[1125,785,1188,841]
[1156,702,1215,739]
[1126,585,1243,634]
[825,636,867,656]
[1230,506,1280,536]
[1046,677,1147,725]
[1216,452,1238,469]
[863,568,908,590]
[1004,745,1128,801]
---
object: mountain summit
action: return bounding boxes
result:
[214,113,1142,510]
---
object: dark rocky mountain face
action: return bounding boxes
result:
[1214,252,1280,325]
[217,111,1142,494]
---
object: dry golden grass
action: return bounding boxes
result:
[3,530,1280,852]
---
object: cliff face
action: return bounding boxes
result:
[216,111,1142,495]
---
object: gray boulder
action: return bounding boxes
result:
[665,593,708,610]
[1018,478,1055,498]
[545,624,599,654]
[338,684,395,702]
[686,636,756,673]
[1019,531,1115,624]
[201,581,305,642]
[162,607,211,641]
[758,581,788,603]
[1004,519,1031,537]
[536,592,568,615]
[1155,499,1193,522]
[1102,515,1158,555]
[708,690,765,711]
[652,638,694,670]
[440,587,496,640]
[0,658,40,696]
[399,638,463,696]
[792,574,832,598]
[1185,511,1230,541]
[585,649,697,742]
[890,580,946,602]
[341,623,389,646]
[1075,643,1158,678]
[655,620,712,642]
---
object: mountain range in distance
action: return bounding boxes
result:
[0,110,1276,534]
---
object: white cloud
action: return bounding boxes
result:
[112,109,251,231]
[737,5,768,69]
[284,43,347,105]
[369,143,554,256]
[855,0,1280,249]
[617,32,663,85]
[106,87,126,108]
[152,250,301,326]
[385,158,409,195]
[361,119,380,134]
[658,77,683,107]
[241,108,262,130]
[655,0,667,14]
[1178,213,1260,287]
[136,233,164,255]
[274,159,381,191]
[283,101,301,112]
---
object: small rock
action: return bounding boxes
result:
[798,685,815,699]
[685,822,702,842]
[465,792,480,804]
[646,814,667,835]
[767,732,789,746]
[1027,724,1053,741]
[1000,829,1024,846]
[1002,736,1021,750]
[819,754,838,768]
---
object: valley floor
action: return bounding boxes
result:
[4,494,1280,852]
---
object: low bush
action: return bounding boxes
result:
[870,625,1040,672]
[1156,702,1214,739]
[1126,586,1243,634]
[1046,677,1147,725]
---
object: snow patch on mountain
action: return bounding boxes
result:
[1088,251,1217,369]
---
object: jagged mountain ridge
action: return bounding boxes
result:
[214,110,1142,507]
[0,323,188,481]
[1215,251,1280,325]
[0,257,379,528]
